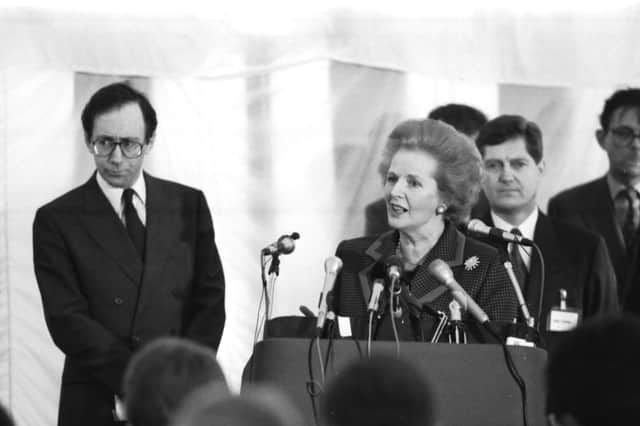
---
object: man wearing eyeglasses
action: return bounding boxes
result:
[549,88,640,314]
[32,82,226,426]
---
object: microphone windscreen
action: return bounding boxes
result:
[466,218,490,235]
[427,259,454,286]
[324,256,343,274]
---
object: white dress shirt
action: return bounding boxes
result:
[96,171,147,226]
[490,208,538,270]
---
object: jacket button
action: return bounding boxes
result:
[114,297,124,305]
[171,288,183,299]
[132,335,141,344]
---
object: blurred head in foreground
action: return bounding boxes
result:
[123,337,229,426]
[320,355,438,426]
[546,315,640,426]
[171,384,302,426]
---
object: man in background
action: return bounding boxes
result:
[364,103,488,236]
[548,88,640,314]
[474,115,618,351]
[33,82,226,426]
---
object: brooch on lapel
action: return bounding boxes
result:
[464,256,480,271]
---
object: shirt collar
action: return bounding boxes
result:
[490,208,538,241]
[606,173,640,200]
[96,171,146,214]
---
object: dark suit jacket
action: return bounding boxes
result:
[334,222,518,331]
[33,172,226,426]
[548,176,639,311]
[477,210,619,351]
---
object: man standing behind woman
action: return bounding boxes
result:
[333,119,517,340]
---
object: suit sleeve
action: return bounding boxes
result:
[33,208,131,394]
[182,191,226,351]
[584,237,620,315]
[548,196,575,224]
[547,196,561,218]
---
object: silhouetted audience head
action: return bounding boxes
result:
[546,315,640,426]
[428,103,488,139]
[0,402,14,426]
[171,384,302,426]
[320,355,437,426]
[123,337,229,426]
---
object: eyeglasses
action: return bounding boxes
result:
[609,126,640,147]
[91,136,145,158]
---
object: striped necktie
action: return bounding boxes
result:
[509,228,528,290]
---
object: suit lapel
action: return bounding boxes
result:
[584,177,625,265]
[412,223,465,305]
[528,212,563,319]
[80,174,143,284]
[141,173,178,287]
[359,231,396,306]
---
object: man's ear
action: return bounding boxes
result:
[596,129,606,149]
[537,159,545,174]
[85,133,93,153]
[144,135,155,152]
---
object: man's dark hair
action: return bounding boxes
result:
[320,355,437,426]
[546,315,640,426]
[475,114,543,164]
[428,103,488,137]
[81,82,158,141]
[599,88,640,131]
[123,337,228,426]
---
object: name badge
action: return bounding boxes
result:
[337,315,352,337]
[547,308,581,332]
[546,288,581,332]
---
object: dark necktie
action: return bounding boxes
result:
[122,188,145,258]
[620,188,639,252]
[509,228,528,290]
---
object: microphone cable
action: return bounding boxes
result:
[484,324,529,426]
[306,335,323,426]
[253,252,270,345]
[389,284,400,357]
[367,310,375,357]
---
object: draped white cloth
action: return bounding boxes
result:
[0,4,635,424]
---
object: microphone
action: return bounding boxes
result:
[367,279,385,313]
[503,261,534,327]
[427,259,490,324]
[466,219,534,246]
[386,255,403,290]
[299,305,315,318]
[262,232,300,255]
[386,255,404,318]
[316,256,343,334]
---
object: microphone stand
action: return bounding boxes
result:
[265,253,281,320]
[503,260,540,347]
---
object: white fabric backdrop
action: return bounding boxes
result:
[0,5,636,425]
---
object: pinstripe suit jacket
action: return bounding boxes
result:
[33,172,225,426]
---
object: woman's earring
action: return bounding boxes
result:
[435,204,447,215]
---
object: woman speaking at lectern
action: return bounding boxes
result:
[332,119,517,340]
